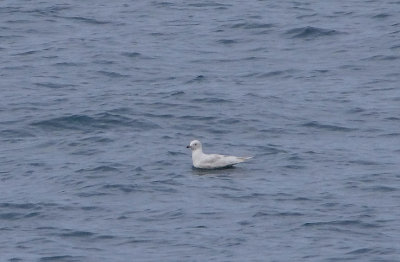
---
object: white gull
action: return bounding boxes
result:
[186,140,252,169]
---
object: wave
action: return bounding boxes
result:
[0,203,39,209]
[253,211,304,217]
[186,75,206,84]
[96,70,130,78]
[302,121,355,132]
[121,51,141,58]
[62,16,111,25]
[14,50,39,56]
[217,39,238,45]
[0,211,41,220]
[362,55,399,61]
[102,184,138,193]
[372,13,390,19]
[190,97,232,103]
[35,82,77,89]
[302,219,380,228]
[231,22,274,29]
[242,69,298,79]
[286,26,341,39]
[60,230,95,238]
[364,185,397,192]
[39,255,84,262]
[31,113,161,132]
[53,62,83,67]
[1,129,35,139]
[188,2,229,8]
[76,165,121,173]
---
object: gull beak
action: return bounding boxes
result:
[186,145,191,149]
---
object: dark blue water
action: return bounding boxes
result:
[1,1,400,261]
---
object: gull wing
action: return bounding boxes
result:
[198,154,251,169]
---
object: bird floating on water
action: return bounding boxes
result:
[186,140,252,169]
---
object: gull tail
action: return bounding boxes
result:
[238,156,252,161]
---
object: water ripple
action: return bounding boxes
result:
[102,184,138,193]
[302,121,356,132]
[286,26,341,39]
[31,113,160,131]
[39,256,84,262]
[302,220,380,228]
[62,16,111,25]
[230,22,274,29]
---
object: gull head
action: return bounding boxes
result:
[186,140,202,151]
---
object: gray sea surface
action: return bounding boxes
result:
[1,0,400,261]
